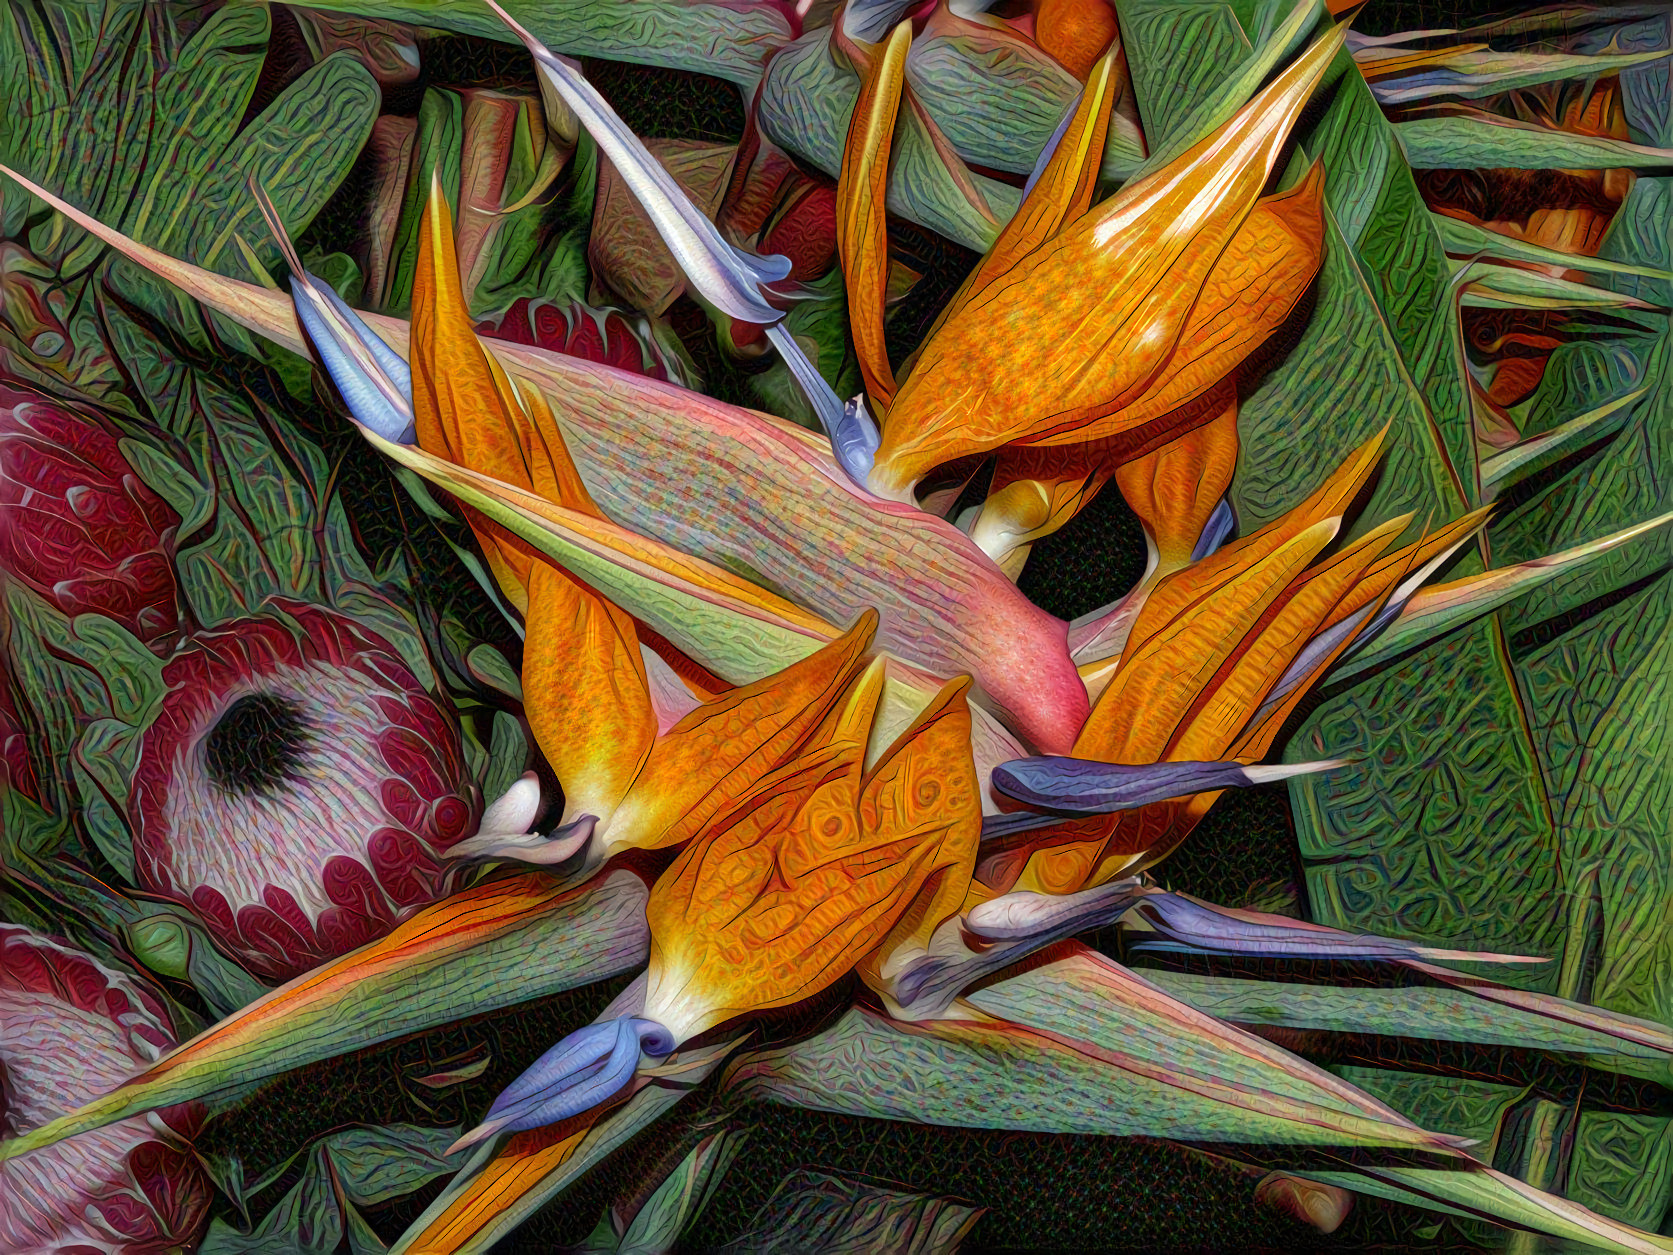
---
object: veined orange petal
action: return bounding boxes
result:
[412,177,542,597]
[1034,0,1120,81]
[1313,506,1491,634]
[1168,517,1406,762]
[1075,520,1338,763]
[1033,159,1327,452]
[598,612,879,857]
[1114,397,1242,574]
[837,20,912,411]
[1352,42,1493,82]
[642,662,970,1043]
[857,675,980,976]
[399,1121,593,1253]
[869,25,1346,496]
[920,46,1120,359]
[1123,425,1387,662]
[523,561,656,824]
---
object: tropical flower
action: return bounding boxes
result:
[0,384,180,645]
[458,656,980,1146]
[838,24,1342,508]
[0,925,208,1254]
[128,599,478,981]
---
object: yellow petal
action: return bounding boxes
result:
[837,20,912,411]
[870,25,1346,495]
[599,611,879,857]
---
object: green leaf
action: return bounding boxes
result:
[1364,47,1672,105]
[716,1171,983,1255]
[300,0,789,89]
[200,1143,343,1255]
[728,947,1458,1148]
[1397,116,1673,169]
[184,51,380,274]
[1145,971,1673,1078]
[1116,0,1255,153]
[614,1128,746,1254]
[0,871,649,1160]
[1334,1067,1526,1155]
[1568,1114,1673,1230]
[382,87,466,313]
[322,1124,467,1209]
[1434,213,1673,283]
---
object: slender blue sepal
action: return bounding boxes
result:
[1191,498,1236,562]
[991,756,1342,818]
[484,1016,675,1136]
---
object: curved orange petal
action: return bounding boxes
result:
[1034,0,1120,81]
[870,26,1345,496]
[599,611,878,858]
[837,20,913,411]
[1112,396,1242,574]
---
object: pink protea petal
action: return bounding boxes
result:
[0,386,181,644]
[129,599,479,981]
[0,926,209,1254]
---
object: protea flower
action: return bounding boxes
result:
[0,925,208,1254]
[479,296,678,381]
[0,384,180,645]
[128,599,479,981]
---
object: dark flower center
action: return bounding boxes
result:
[204,693,312,797]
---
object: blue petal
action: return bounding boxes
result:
[289,275,415,444]
[1191,498,1237,562]
[993,757,1277,816]
[485,1015,668,1133]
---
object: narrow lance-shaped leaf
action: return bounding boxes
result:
[0,871,650,1162]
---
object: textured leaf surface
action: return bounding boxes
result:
[717,1171,982,1254]
[727,948,1452,1148]
[0,871,649,1159]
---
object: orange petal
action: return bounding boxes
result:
[870,26,1345,495]
[411,177,543,596]
[399,1120,593,1253]
[598,611,879,857]
[1113,396,1242,574]
[915,45,1120,365]
[522,561,656,824]
[837,20,912,411]
[1313,506,1491,635]
[1034,0,1120,81]
[1075,519,1339,763]
[1168,517,1406,763]
[1040,159,1327,452]
[857,675,981,973]
[1123,424,1388,664]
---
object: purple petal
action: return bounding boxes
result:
[484,1015,673,1135]
[1191,499,1237,562]
[991,757,1342,816]
[1129,894,1547,964]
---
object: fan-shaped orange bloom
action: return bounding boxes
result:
[643,660,981,1043]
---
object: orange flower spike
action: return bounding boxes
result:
[642,660,929,1042]
[967,162,1324,574]
[1034,0,1120,81]
[837,20,912,412]
[595,610,879,859]
[856,675,982,995]
[1123,425,1387,660]
[868,25,1346,499]
[1113,400,1242,577]
[411,177,541,602]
